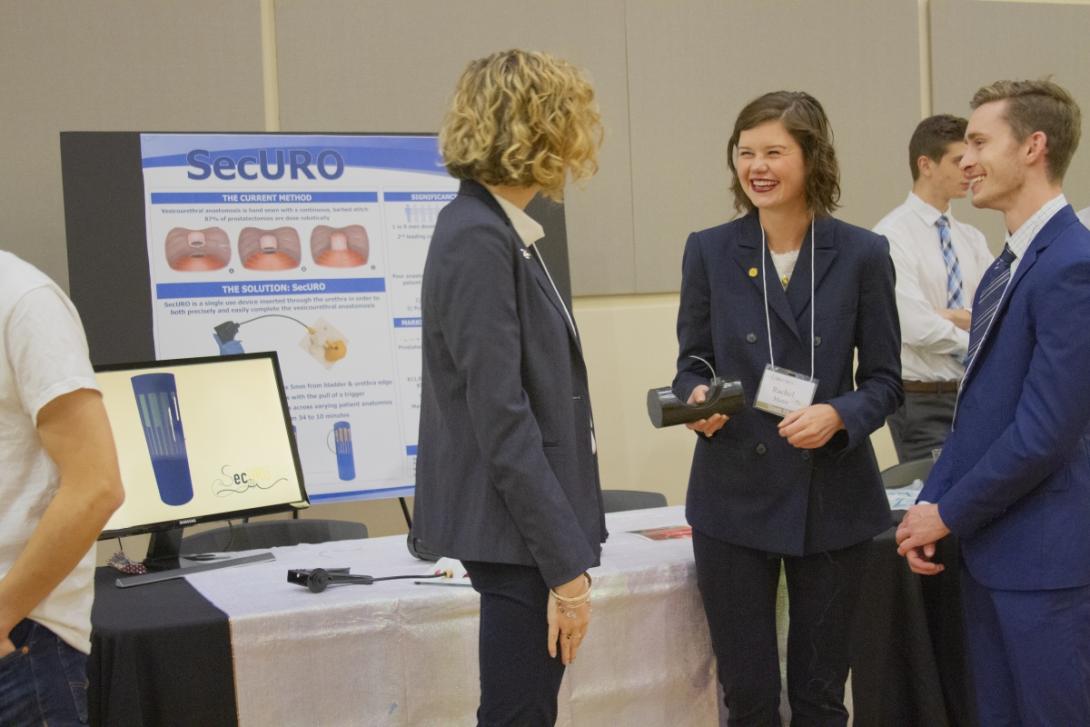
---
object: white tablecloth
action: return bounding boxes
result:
[185,506,722,726]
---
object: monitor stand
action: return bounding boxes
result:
[143,527,188,571]
[114,526,274,588]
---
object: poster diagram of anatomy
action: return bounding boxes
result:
[140,134,458,501]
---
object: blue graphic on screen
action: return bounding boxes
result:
[333,420,355,481]
[131,373,194,505]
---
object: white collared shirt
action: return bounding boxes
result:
[1005,194,1068,276]
[490,192,545,248]
[874,193,994,381]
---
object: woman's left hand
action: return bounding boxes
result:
[778,403,844,449]
[546,574,592,665]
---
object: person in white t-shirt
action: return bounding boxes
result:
[874,115,994,462]
[0,252,123,726]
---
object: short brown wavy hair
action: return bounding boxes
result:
[971,79,1081,183]
[439,49,603,201]
[908,114,968,181]
[727,91,841,216]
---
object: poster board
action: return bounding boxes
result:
[62,132,572,502]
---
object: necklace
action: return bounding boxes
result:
[769,247,801,289]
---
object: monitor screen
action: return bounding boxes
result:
[98,352,307,539]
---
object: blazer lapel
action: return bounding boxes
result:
[460,180,584,355]
[731,214,801,341]
[959,205,1076,392]
[784,216,838,321]
[528,244,583,356]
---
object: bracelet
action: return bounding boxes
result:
[550,573,592,606]
[557,601,590,620]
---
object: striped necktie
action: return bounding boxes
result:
[936,216,965,308]
[965,244,1017,369]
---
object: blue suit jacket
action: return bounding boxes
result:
[674,213,902,555]
[413,181,606,587]
[920,205,1090,591]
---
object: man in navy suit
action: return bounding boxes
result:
[897,79,1090,726]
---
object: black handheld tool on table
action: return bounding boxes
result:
[288,567,444,593]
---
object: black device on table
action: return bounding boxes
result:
[288,567,445,593]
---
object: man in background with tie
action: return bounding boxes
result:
[874,115,993,462]
[897,79,1090,726]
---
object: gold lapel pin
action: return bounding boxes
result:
[748,267,758,278]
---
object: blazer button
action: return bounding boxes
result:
[801,451,811,461]
[746,332,758,344]
[755,443,768,455]
[814,335,822,347]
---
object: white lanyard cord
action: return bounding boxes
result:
[530,245,578,339]
[759,218,816,381]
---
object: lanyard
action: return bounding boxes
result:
[759,218,816,380]
[530,245,578,340]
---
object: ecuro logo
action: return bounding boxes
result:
[187,148,345,181]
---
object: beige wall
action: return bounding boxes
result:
[0,0,266,292]
[0,1,1072,557]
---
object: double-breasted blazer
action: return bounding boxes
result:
[673,212,903,555]
[920,205,1090,591]
[413,181,606,587]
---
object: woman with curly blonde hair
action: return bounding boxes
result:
[412,49,604,726]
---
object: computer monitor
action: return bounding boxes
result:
[97,352,307,565]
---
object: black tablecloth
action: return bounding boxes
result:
[89,567,237,727]
[851,512,974,727]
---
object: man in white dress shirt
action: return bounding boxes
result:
[874,115,994,462]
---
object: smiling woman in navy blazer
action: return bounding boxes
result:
[673,91,902,726]
[412,50,605,727]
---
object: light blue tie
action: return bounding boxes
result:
[937,216,965,309]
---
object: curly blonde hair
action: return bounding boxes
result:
[440,49,603,201]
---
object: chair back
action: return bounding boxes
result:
[602,489,668,513]
[880,458,934,489]
[181,518,367,553]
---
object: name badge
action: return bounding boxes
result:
[754,365,818,418]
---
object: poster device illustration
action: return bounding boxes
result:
[61,132,572,505]
[97,353,308,569]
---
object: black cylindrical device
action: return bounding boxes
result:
[646,378,745,428]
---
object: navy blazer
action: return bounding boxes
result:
[920,205,1090,591]
[413,181,606,587]
[674,213,902,555]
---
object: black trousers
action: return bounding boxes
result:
[886,390,956,463]
[462,561,565,727]
[693,530,869,727]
